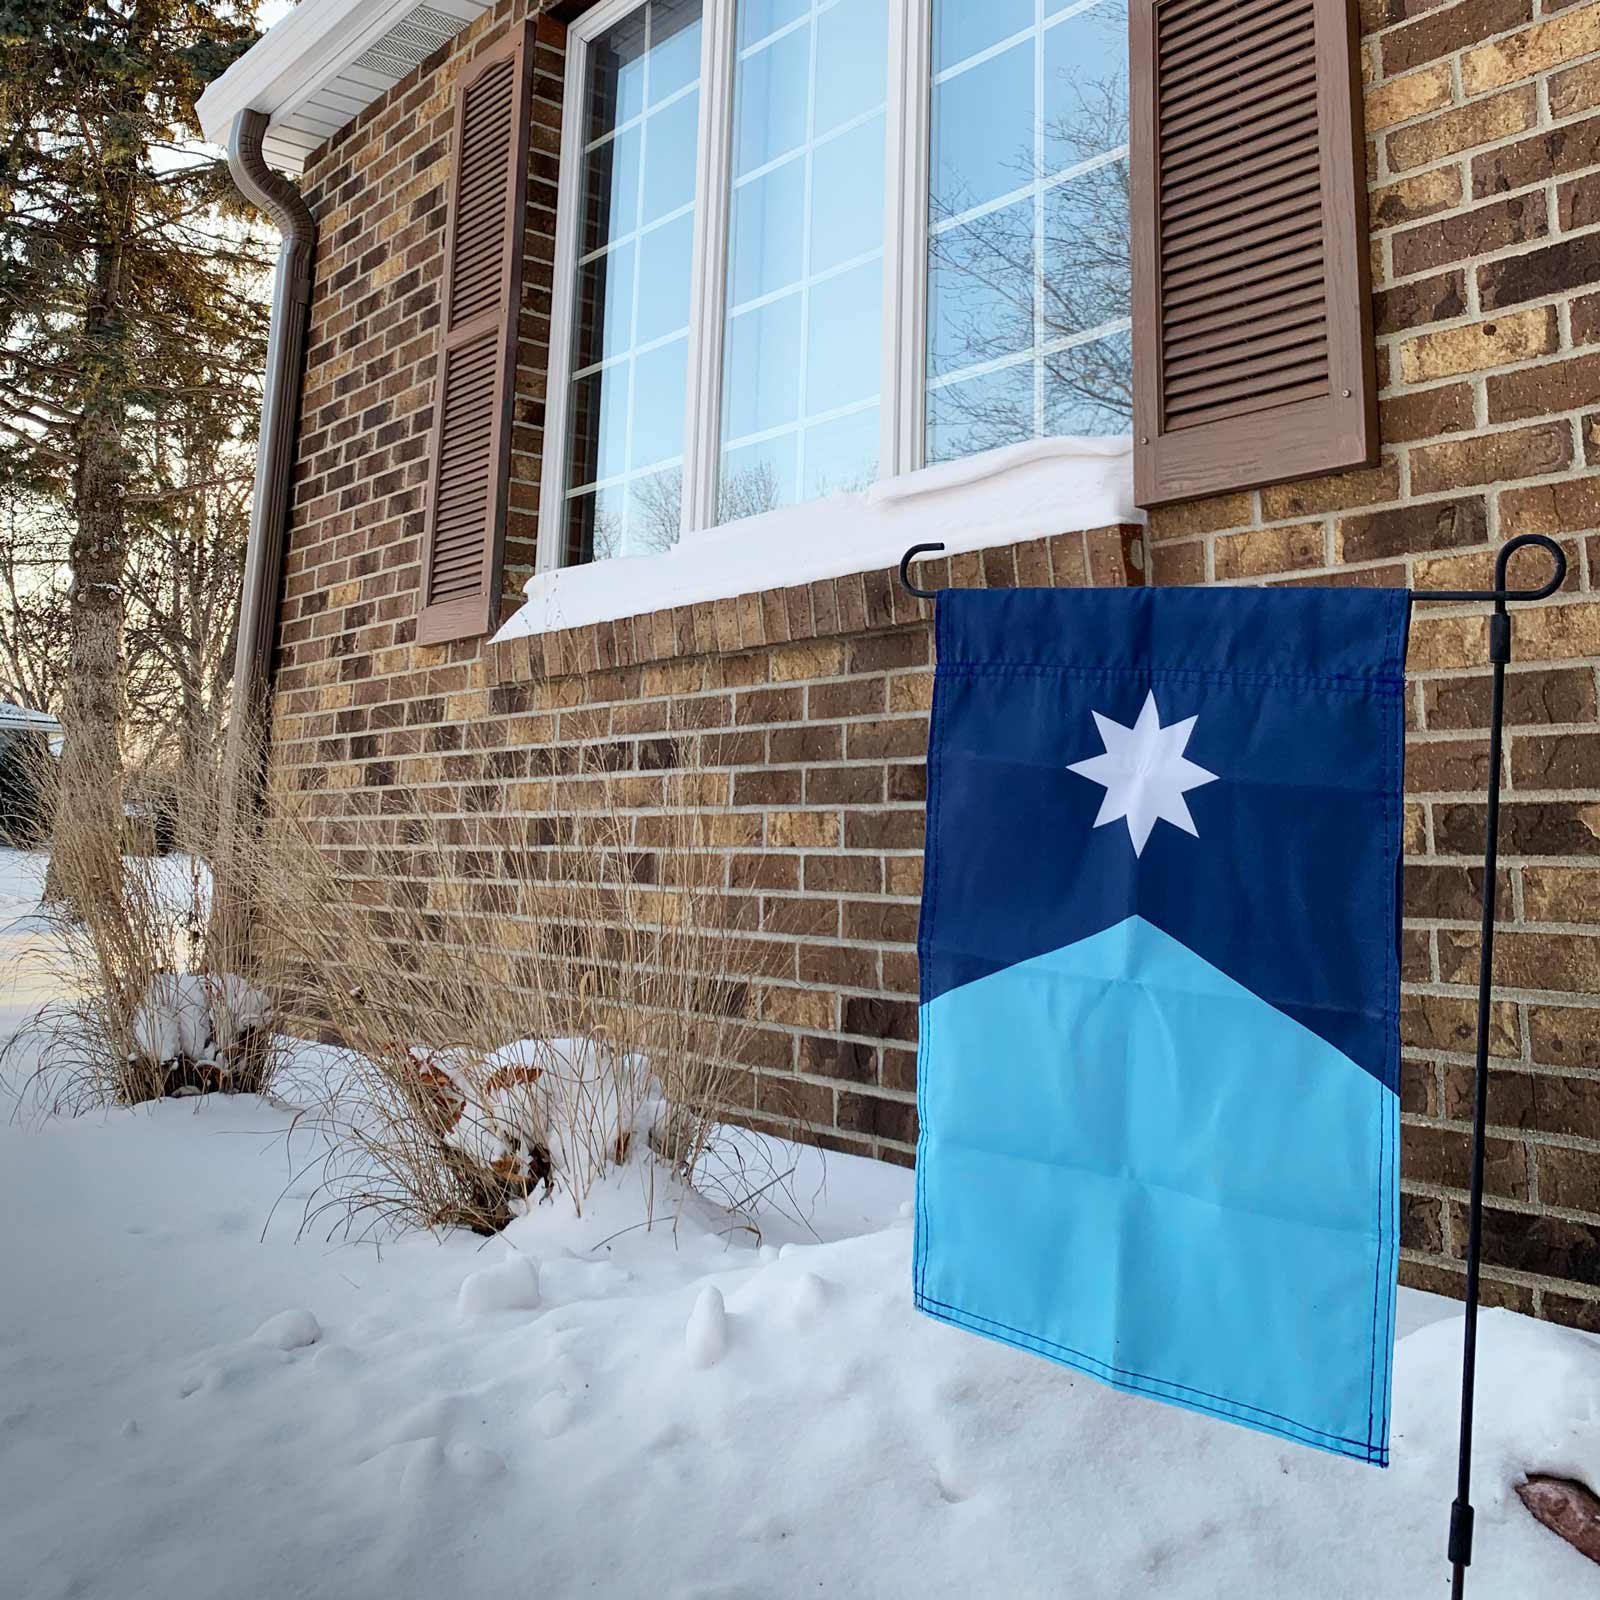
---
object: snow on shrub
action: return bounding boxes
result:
[128,972,272,1094]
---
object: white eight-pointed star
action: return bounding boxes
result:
[1066,690,1219,857]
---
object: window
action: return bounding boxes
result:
[541,0,1132,573]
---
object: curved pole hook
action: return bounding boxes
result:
[899,542,948,601]
[1421,533,1567,605]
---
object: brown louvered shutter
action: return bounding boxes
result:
[1130,0,1377,507]
[417,23,533,645]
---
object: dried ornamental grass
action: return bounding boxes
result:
[3,740,284,1118]
[258,749,793,1239]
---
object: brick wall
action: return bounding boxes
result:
[1148,0,1600,1327]
[268,0,1142,1167]
[269,0,1600,1325]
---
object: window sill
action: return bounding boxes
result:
[485,436,1141,685]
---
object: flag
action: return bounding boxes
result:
[913,584,1410,1466]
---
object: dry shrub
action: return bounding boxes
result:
[3,734,285,1117]
[258,746,792,1239]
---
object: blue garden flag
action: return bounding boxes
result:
[913,584,1410,1466]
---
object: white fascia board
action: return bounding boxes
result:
[196,0,480,170]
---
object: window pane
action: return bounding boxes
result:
[933,0,1032,75]
[931,39,1034,214]
[926,0,1132,464]
[720,0,887,523]
[565,0,705,563]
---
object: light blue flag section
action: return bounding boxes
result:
[913,587,1410,1466]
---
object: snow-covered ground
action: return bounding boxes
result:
[1,853,1597,1598]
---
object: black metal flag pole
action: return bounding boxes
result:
[899,531,1570,1595]
[1413,531,1568,1598]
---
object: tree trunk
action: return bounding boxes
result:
[42,236,132,910]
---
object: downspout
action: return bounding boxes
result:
[226,107,315,751]
[213,109,315,965]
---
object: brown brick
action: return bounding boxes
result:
[1576,292,1600,347]
[1456,1204,1600,1285]
[1399,1258,1536,1310]
[1435,799,1600,856]
[1523,866,1600,925]
[1488,352,1600,424]
[1498,476,1600,538]
[837,1092,918,1145]
[1380,383,1475,444]
[1400,990,1520,1055]
[1461,8,1600,95]
[1423,666,1597,730]
[1398,307,1556,381]
[1381,0,1532,76]
[1528,1006,1600,1071]
[808,676,885,719]
[1145,491,1253,541]
[1560,169,1600,231]
[1404,1123,1531,1200]
[841,994,918,1043]
[1405,737,1494,792]
[1546,1294,1600,1334]
[1479,238,1600,312]
[1401,1192,1446,1254]
[1443,1065,1600,1142]
[804,765,883,805]
[1402,1056,1439,1116]
[1411,421,1572,494]
[1404,862,1512,920]
[767,810,840,849]
[1440,928,1600,991]
[1365,63,1455,131]
[798,1035,877,1084]
[1258,461,1403,520]
[1475,112,1600,201]
[1153,539,1205,585]
[1214,522,1325,580]
[1338,494,1488,562]
[1374,271,1467,336]
[1370,166,1463,230]
[1385,84,1539,172]
[1393,192,1546,279]
[1550,54,1600,118]
[1512,733,1600,791]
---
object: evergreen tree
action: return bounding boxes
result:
[0,0,270,898]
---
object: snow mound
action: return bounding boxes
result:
[251,1309,320,1351]
[456,1255,541,1318]
[685,1284,727,1369]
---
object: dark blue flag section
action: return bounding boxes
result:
[913,585,1411,1466]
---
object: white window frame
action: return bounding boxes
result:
[535,0,1129,580]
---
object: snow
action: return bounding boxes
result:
[456,1255,541,1318]
[1,849,1598,1598]
[252,1308,322,1351]
[685,1284,729,1369]
[129,973,271,1068]
[495,438,1139,643]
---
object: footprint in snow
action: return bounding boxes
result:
[685,1285,728,1370]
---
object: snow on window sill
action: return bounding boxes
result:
[492,435,1138,645]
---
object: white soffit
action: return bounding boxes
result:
[196,0,491,175]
